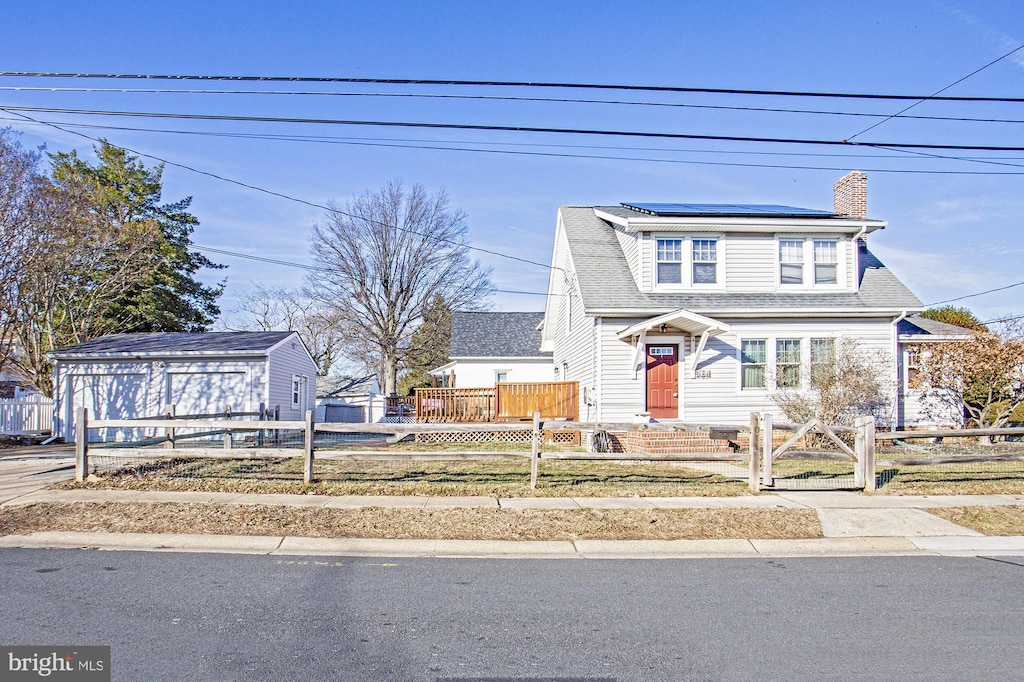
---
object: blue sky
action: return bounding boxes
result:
[2,0,1022,327]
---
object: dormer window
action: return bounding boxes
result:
[814,239,838,284]
[656,238,683,284]
[779,239,804,285]
[778,237,844,288]
[692,239,717,284]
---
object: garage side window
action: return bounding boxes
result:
[291,375,306,408]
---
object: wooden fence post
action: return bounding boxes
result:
[530,411,540,489]
[864,416,876,492]
[749,412,761,492]
[854,417,867,489]
[75,407,88,482]
[303,409,315,484]
[762,413,774,488]
[163,405,176,449]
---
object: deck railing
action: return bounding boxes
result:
[496,381,578,422]
[414,382,578,423]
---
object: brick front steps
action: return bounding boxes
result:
[591,429,736,455]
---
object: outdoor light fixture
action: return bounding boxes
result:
[659,324,668,333]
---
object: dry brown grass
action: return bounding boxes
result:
[926,505,1024,536]
[0,502,822,541]
[59,456,750,497]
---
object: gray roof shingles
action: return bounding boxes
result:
[50,331,296,357]
[560,206,923,314]
[450,312,550,358]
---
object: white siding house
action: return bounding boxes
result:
[541,172,971,428]
[430,312,553,388]
[50,331,317,442]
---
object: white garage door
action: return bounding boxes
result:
[166,371,249,417]
[69,373,146,442]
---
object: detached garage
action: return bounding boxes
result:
[50,331,318,442]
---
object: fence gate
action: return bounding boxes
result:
[753,414,876,491]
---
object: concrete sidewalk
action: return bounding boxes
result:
[1,456,1023,558]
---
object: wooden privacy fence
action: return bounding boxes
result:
[0,396,54,435]
[414,382,578,423]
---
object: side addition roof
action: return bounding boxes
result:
[450,312,551,358]
[558,206,923,315]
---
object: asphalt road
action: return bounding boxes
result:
[2,550,1023,681]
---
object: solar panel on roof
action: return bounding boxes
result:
[621,203,835,218]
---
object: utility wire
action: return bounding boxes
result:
[4,71,1024,102]
[926,279,1024,306]
[5,86,1024,125]
[847,43,1024,141]
[4,103,1024,151]
[8,115,1024,176]
[13,115,1024,161]
[1,107,558,272]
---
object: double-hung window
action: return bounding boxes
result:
[291,375,306,408]
[741,340,767,389]
[692,239,717,284]
[779,239,804,285]
[656,238,683,284]
[814,239,838,284]
[776,339,802,388]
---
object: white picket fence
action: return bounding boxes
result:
[0,396,54,435]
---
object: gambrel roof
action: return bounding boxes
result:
[557,205,923,315]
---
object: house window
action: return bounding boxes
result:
[779,239,804,285]
[692,239,717,284]
[741,340,766,389]
[291,375,305,408]
[495,371,508,383]
[776,339,802,388]
[906,347,923,388]
[814,240,838,284]
[656,238,683,284]
[810,338,836,387]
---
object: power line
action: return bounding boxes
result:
[5,103,1024,151]
[847,43,1024,141]
[926,279,1024,306]
[8,114,1024,176]
[4,71,1024,102]
[1,107,558,272]
[5,86,1024,125]
[981,313,1024,325]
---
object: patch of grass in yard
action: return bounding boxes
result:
[0,502,821,541]
[874,464,1024,495]
[926,506,1024,536]
[57,456,749,497]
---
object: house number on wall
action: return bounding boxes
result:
[695,370,712,379]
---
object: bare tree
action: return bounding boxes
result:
[772,338,893,441]
[231,284,346,375]
[310,181,492,393]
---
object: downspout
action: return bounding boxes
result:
[890,310,909,430]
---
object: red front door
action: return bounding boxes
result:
[646,345,678,419]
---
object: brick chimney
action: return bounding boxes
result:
[833,170,867,219]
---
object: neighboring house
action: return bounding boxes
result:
[50,331,317,442]
[315,374,384,423]
[541,171,964,427]
[430,312,554,388]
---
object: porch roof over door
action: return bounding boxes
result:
[615,309,731,340]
